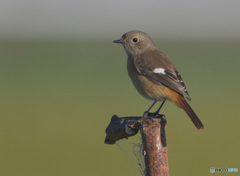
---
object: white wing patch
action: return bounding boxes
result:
[153,68,166,75]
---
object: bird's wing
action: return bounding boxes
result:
[135,50,191,101]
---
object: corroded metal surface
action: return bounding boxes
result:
[104,113,169,176]
[141,114,169,176]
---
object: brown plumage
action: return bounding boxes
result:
[113,30,204,130]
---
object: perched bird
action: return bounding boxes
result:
[113,30,204,130]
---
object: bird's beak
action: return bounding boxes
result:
[113,39,123,44]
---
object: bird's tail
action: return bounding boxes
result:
[178,97,204,130]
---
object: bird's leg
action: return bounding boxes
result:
[154,100,166,114]
[143,100,157,118]
[147,100,158,112]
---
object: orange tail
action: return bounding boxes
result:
[178,98,204,130]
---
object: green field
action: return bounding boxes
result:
[0,40,239,176]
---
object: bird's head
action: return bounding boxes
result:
[113,30,156,56]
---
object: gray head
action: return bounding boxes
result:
[113,30,156,56]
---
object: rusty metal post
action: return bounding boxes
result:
[104,113,169,176]
[141,113,169,176]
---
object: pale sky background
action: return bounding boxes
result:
[0,0,239,40]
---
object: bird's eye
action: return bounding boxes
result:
[132,38,138,43]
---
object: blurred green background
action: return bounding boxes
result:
[0,41,239,176]
[1,0,240,176]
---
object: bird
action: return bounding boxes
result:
[113,30,204,130]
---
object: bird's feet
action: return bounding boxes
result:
[143,111,150,118]
[143,111,161,119]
